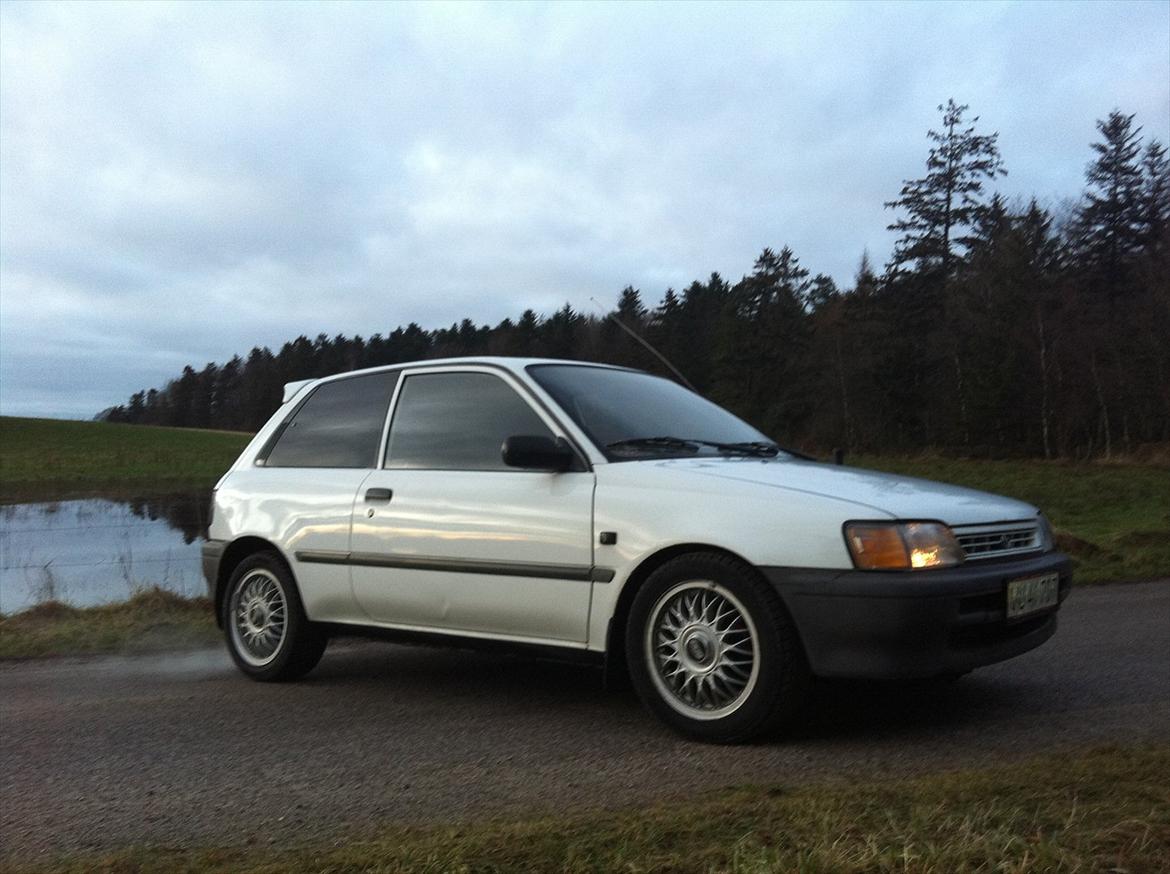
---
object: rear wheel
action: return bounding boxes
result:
[224,551,326,681]
[626,552,809,743]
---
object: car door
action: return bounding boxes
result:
[350,366,595,645]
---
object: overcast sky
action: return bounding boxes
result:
[1,1,1167,419]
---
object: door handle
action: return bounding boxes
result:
[364,488,393,503]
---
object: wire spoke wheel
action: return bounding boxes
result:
[645,580,760,721]
[229,569,288,667]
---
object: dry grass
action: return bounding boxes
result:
[0,587,217,659]
[7,745,1167,872]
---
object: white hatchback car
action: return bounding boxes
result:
[204,357,1070,742]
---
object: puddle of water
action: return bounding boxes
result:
[0,492,211,614]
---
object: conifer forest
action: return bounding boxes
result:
[104,103,1169,460]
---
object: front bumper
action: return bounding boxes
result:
[761,551,1072,679]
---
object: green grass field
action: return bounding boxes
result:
[9,745,1166,873]
[0,416,250,501]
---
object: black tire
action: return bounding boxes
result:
[625,552,810,743]
[223,550,326,682]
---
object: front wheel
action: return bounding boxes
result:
[224,551,326,682]
[626,553,809,743]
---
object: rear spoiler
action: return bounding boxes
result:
[282,379,314,404]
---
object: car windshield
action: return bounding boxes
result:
[528,364,781,461]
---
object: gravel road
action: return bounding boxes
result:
[2,581,1168,861]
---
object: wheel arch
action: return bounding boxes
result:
[214,536,294,627]
[603,542,763,686]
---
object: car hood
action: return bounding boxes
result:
[647,457,1038,526]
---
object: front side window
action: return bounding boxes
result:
[529,364,776,461]
[385,372,554,470]
[265,371,399,468]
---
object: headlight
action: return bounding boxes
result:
[844,521,964,570]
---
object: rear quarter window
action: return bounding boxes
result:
[263,371,399,468]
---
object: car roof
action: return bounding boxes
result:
[283,357,630,403]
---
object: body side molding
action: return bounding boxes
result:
[295,549,615,583]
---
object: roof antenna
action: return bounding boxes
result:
[589,297,697,392]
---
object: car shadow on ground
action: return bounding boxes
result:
[792,674,1048,741]
[304,640,1049,744]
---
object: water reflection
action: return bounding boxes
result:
[0,492,211,614]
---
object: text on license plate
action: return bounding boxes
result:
[1006,572,1060,619]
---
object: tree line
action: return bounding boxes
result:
[103,102,1169,459]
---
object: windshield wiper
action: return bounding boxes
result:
[606,436,781,457]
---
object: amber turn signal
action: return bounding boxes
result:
[845,523,908,569]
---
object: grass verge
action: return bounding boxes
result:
[0,588,217,659]
[9,745,1168,873]
[856,454,1170,584]
[0,416,251,501]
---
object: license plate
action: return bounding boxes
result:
[1006,572,1060,619]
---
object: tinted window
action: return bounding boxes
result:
[265,371,399,468]
[529,364,769,460]
[386,372,553,470]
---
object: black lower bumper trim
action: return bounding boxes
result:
[201,540,226,599]
[760,552,1072,679]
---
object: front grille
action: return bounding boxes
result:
[954,521,1042,561]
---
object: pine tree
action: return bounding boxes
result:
[965,193,1012,261]
[655,287,681,323]
[513,309,540,355]
[648,288,683,369]
[144,388,161,425]
[1139,139,1169,256]
[854,251,879,297]
[734,247,810,320]
[715,247,812,434]
[1075,111,1145,281]
[805,274,840,312]
[542,303,583,358]
[601,287,649,368]
[214,356,243,430]
[886,99,1007,275]
[1013,200,1062,458]
[615,286,645,321]
[127,391,146,423]
[673,273,731,391]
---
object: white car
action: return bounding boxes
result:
[204,357,1070,742]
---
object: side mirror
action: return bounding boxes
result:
[502,435,575,472]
